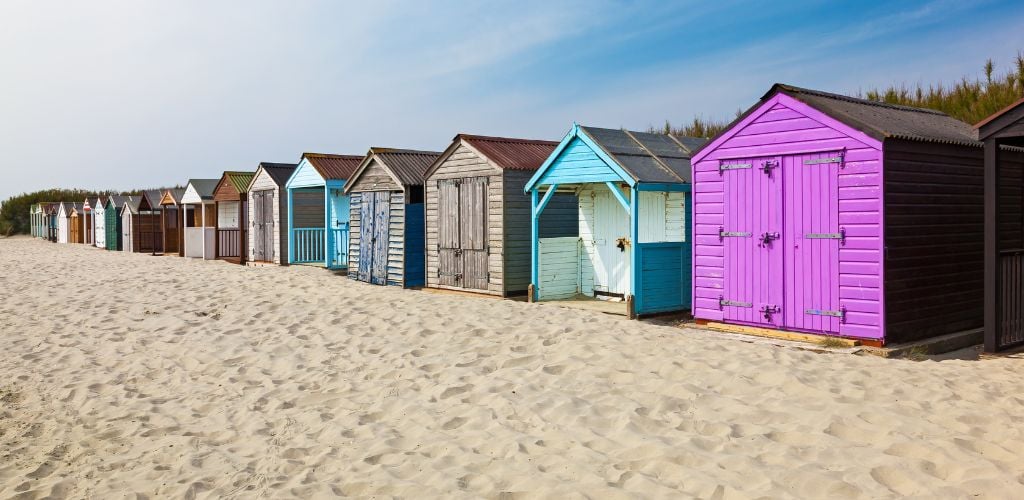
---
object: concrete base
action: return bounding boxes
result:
[860,328,984,358]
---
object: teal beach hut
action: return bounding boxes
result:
[104,195,129,251]
[524,124,704,317]
[284,153,363,268]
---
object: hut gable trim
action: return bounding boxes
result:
[213,171,256,201]
[344,148,442,195]
[182,179,218,204]
[976,96,1024,140]
[247,163,298,191]
[302,153,363,181]
[525,123,634,192]
[159,189,185,206]
[285,157,327,189]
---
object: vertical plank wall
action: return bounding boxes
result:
[693,95,885,340]
[503,170,578,295]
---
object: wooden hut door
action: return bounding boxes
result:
[252,191,266,261]
[782,152,842,334]
[460,177,489,290]
[358,193,375,282]
[721,157,784,327]
[437,179,462,287]
[370,191,391,285]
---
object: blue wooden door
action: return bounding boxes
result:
[370,191,391,285]
[358,193,375,282]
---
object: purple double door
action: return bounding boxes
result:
[720,152,843,334]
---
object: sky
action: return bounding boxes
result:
[1,0,1023,201]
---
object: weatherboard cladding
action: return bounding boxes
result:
[303,153,363,181]
[184,179,218,201]
[692,83,992,343]
[461,135,558,171]
[260,163,298,186]
[214,171,256,202]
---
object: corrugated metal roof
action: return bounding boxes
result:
[774,84,979,147]
[461,134,558,171]
[213,171,256,201]
[302,153,363,181]
[371,148,442,187]
[259,162,298,186]
[225,171,255,193]
[579,126,700,183]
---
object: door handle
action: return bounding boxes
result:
[759,232,780,246]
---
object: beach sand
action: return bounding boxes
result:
[1,236,1022,498]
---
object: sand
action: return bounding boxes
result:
[1,236,1023,499]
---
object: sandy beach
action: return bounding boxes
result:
[1,236,1022,498]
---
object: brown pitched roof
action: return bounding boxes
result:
[461,134,558,171]
[302,153,363,181]
[370,148,442,187]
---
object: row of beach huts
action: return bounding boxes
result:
[28,84,1024,349]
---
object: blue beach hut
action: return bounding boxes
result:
[524,124,704,317]
[284,153,363,268]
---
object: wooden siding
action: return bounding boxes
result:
[537,236,580,299]
[536,137,623,186]
[247,169,288,264]
[348,158,401,193]
[638,192,685,242]
[425,145,505,294]
[349,190,417,287]
[94,205,106,248]
[504,169,578,293]
[405,202,425,287]
[883,140,1007,342]
[693,96,884,340]
[286,158,325,189]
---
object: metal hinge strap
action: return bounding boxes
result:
[805,306,847,320]
[805,227,845,243]
[719,163,752,172]
[804,153,844,166]
[720,299,753,308]
[720,231,751,238]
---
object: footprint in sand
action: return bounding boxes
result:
[440,385,473,399]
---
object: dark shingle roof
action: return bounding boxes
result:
[462,135,558,171]
[186,179,219,199]
[259,162,298,186]
[579,126,701,183]
[106,195,129,208]
[771,84,978,146]
[303,153,363,181]
[372,148,442,187]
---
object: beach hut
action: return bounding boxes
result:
[284,153,363,268]
[159,189,186,256]
[46,204,58,242]
[524,124,701,317]
[344,148,442,287]
[30,203,44,238]
[69,204,84,243]
[104,196,130,251]
[691,83,1002,346]
[246,162,297,265]
[181,179,218,259]
[82,198,93,245]
[93,196,108,249]
[121,190,164,254]
[424,134,577,296]
[212,171,255,264]
[56,202,72,243]
[976,97,1024,352]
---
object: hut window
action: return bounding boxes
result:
[218,201,240,229]
[638,191,685,243]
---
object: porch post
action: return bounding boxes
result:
[531,188,539,302]
[325,187,333,268]
[630,185,639,317]
[984,139,1001,352]
[287,188,294,264]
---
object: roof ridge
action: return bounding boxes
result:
[371,147,440,155]
[774,83,949,116]
[460,134,559,145]
[303,152,363,159]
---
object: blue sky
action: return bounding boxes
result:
[1,0,1022,201]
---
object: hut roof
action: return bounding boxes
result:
[122,196,142,213]
[579,125,703,183]
[186,179,218,199]
[213,171,256,201]
[258,162,299,186]
[160,188,186,205]
[302,153,363,181]
[373,148,442,187]
[462,135,558,171]
[106,195,129,208]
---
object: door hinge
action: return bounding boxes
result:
[804,152,845,167]
[805,227,845,244]
[719,226,751,239]
[719,296,753,309]
[806,306,847,322]
[719,162,752,173]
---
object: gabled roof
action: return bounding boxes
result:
[345,148,442,193]
[258,162,298,186]
[159,188,186,205]
[525,124,702,191]
[183,179,218,202]
[122,196,142,214]
[213,171,256,201]
[975,96,1024,144]
[302,153,363,181]
[426,134,558,180]
[106,195,129,209]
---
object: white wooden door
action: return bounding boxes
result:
[591,189,630,295]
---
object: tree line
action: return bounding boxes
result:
[653,53,1024,138]
[0,187,178,236]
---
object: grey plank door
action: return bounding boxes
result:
[370,191,391,285]
[437,179,461,287]
[460,177,488,291]
[253,191,265,261]
[263,191,275,261]
[358,193,375,282]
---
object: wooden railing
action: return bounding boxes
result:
[292,228,325,264]
[999,249,1024,349]
[331,224,349,267]
[218,229,240,258]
